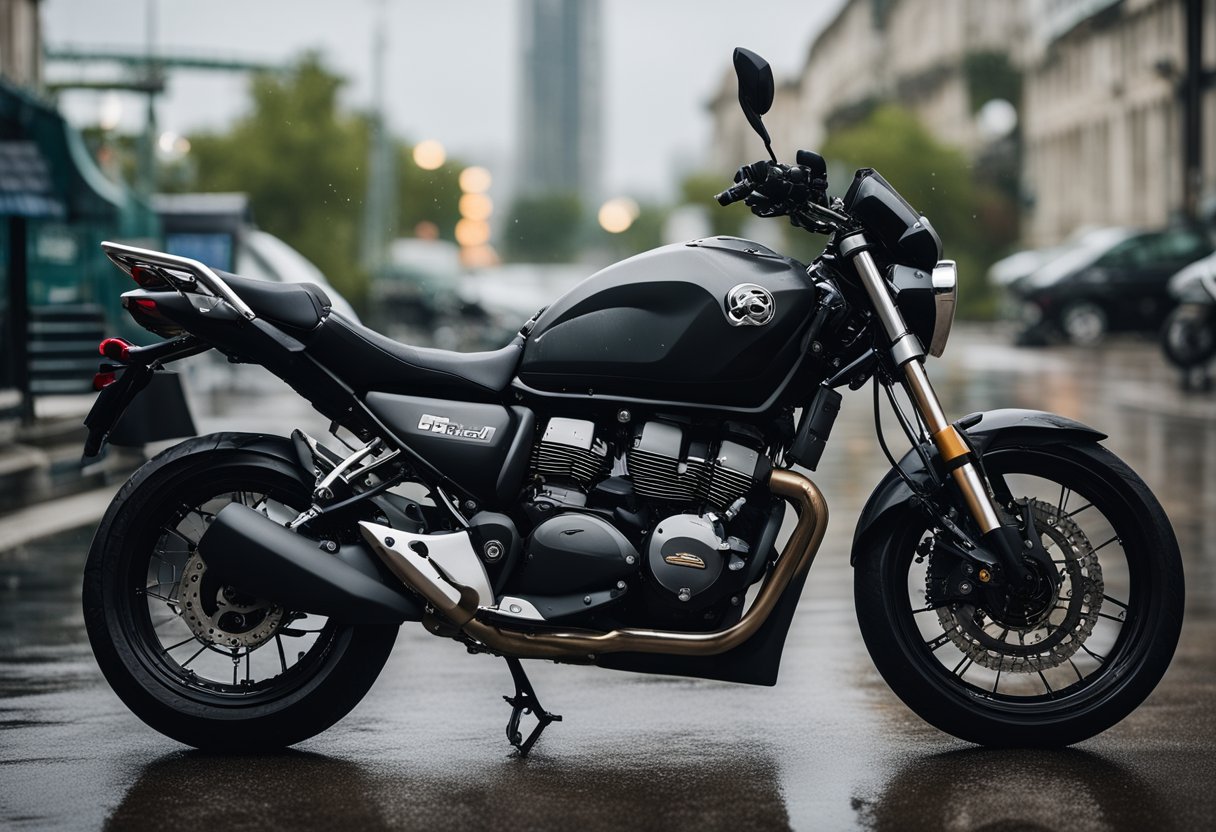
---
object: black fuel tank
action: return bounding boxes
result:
[518,238,815,408]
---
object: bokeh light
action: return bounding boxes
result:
[412,140,446,170]
[598,197,640,234]
[459,166,492,194]
[455,218,491,247]
[459,193,494,222]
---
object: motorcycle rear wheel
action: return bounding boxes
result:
[854,442,1183,747]
[83,434,398,751]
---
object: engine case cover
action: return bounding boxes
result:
[512,513,639,596]
[648,514,726,599]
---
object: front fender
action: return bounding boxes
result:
[849,408,1106,565]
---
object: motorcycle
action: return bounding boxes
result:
[82,48,1183,755]
[1161,251,1216,390]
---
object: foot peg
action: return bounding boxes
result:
[502,657,561,757]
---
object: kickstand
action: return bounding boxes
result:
[502,656,561,757]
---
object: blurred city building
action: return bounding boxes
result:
[1022,0,1216,245]
[707,0,1026,173]
[707,0,1214,250]
[517,0,602,202]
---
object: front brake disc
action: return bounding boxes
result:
[933,499,1105,673]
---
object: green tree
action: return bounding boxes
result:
[502,193,583,263]
[822,105,1009,317]
[186,53,370,303]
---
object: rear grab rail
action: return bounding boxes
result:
[100,240,256,321]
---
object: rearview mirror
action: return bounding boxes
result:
[733,47,776,161]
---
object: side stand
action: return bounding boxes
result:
[502,656,561,757]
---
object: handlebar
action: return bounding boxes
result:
[714,157,846,233]
[715,182,753,206]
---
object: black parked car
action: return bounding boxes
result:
[1011,226,1213,344]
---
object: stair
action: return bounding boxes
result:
[28,304,106,396]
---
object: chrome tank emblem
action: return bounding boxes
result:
[724,283,775,326]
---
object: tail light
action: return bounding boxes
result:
[93,371,117,391]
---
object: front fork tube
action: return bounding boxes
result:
[843,240,1029,575]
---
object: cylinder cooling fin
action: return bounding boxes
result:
[628,420,767,509]
[530,417,609,485]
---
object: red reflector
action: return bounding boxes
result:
[98,337,131,361]
[92,371,117,391]
[134,298,158,310]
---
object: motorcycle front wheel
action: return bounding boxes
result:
[83,434,398,751]
[854,441,1184,747]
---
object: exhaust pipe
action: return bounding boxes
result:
[357,469,828,661]
[197,504,423,624]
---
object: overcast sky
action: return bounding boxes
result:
[42,0,844,201]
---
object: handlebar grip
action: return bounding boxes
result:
[715,182,752,206]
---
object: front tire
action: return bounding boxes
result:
[83,434,398,751]
[854,442,1183,747]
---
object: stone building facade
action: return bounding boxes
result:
[1,0,42,90]
[707,0,1027,174]
[1021,0,1216,246]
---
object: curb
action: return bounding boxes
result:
[0,485,118,556]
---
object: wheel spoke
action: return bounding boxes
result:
[1103,594,1129,610]
[180,644,207,668]
[275,633,288,674]
[1093,535,1119,553]
[1037,668,1055,698]
[1067,502,1094,518]
[951,655,973,677]
[992,666,1002,693]
[1056,486,1071,517]
[1080,644,1107,663]
[160,635,197,654]
[138,586,176,604]
[1068,658,1084,682]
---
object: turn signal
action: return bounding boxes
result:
[92,371,118,391]
[98,337,131,362]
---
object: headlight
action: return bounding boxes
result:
[928,260,957,357]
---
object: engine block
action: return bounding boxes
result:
[628,421,764,509]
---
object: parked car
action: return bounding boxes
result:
[1010,226,1213,344]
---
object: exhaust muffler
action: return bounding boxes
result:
[197,504,423,623]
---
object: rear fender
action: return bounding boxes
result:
[850,409,1106,565]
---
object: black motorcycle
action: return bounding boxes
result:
[82,49,1183,755]
[1161,252,1216,389]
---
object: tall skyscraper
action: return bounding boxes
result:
[517,0,602,201]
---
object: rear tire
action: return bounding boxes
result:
[83,433,398,751]
[854,442,1183,747]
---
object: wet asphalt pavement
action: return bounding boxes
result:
[2,327,1215,831]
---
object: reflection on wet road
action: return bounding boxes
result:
[2,328,1214,830]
